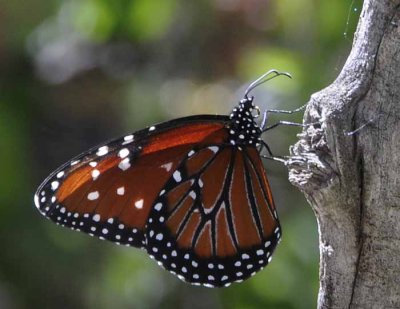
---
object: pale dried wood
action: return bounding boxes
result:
[288,1,400,308]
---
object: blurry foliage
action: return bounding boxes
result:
[72,0,178,42]
[0,0,362,308]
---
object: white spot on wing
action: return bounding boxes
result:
[161,162,173,172]
[93,214,101,222]
[173,170,182,182]
[118,148,130,158]
[51,181,60,191]
[208,146,219,153]
[56,171,64,178]
[118,158,131,171]
[149,126,156,131]
[154,203,162,211]
[51,181,59,191]
[117,186,125,195]
[88,191,99,201]
[96,146,109,156]
[91,169,100,180]
[135,199,144,209]
[189,191,196,200]
[124,135,134,141]
[122,135,134,145]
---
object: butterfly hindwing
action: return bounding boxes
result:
[146,144,281,287]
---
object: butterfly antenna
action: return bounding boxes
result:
[244,69,292,98]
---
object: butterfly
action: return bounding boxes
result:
[34,70,289,288]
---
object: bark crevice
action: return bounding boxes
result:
[348,154,365,308]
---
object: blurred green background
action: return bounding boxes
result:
[0,0,362,308]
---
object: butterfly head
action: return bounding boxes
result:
[228,96,262,147]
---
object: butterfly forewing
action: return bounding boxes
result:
[34,117,229,248]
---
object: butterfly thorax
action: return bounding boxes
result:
[228,97,262,147]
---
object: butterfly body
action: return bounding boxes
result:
[34,96,281,287]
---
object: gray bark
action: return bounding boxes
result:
[287,1,400,308]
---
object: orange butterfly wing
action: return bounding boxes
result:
[146,145,281,287]
[34,116,229,248]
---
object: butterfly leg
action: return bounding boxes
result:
[265,103,308,115]
[262,120,310,133]
[259,141,287,163]
[260,104,307,130]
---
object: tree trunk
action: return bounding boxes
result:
[288,1,400,308]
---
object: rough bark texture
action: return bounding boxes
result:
[288,1,400,308]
